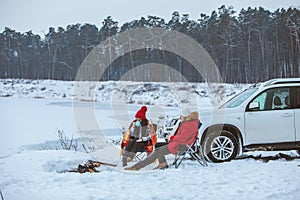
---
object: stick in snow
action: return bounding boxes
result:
[0,189,4,200]
[61,160,117,173]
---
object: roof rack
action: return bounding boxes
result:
[263,78,300,87]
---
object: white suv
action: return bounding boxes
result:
[199,78,300,162]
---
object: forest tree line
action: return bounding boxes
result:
[0,6,299,83]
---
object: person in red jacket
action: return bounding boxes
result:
[125,108,200,170]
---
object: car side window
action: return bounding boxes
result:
[272,88,290,109]
[249,87,290,111]
[251,92,267,110]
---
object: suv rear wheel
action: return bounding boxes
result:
[203,130,238,162]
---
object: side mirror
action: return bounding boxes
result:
[249,102,259,110]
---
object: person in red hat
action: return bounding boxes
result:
[121,106,157,167]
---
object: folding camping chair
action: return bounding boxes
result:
[173,137,207,168]
[132,142,154,161]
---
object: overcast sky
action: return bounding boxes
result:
[0,0,299,35]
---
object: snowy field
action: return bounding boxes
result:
[0,79,300,200]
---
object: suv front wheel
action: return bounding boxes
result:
[203,130,238,162]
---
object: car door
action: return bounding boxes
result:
[244,87,295,145]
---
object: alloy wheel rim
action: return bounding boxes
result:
[210,136,234,160]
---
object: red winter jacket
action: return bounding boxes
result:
[168,112,200,154]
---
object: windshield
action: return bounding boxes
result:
[220,88,258,109]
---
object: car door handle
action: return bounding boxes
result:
[281,113,292,117]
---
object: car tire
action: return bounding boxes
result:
[203,130,239,163]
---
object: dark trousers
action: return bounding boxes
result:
[123,138,148,166]
[133,145,171,170]
[124,138,148,157]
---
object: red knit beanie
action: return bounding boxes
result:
[135,106,147,120]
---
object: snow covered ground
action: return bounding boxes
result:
[0,79,247,107]
[0,79,299,200]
